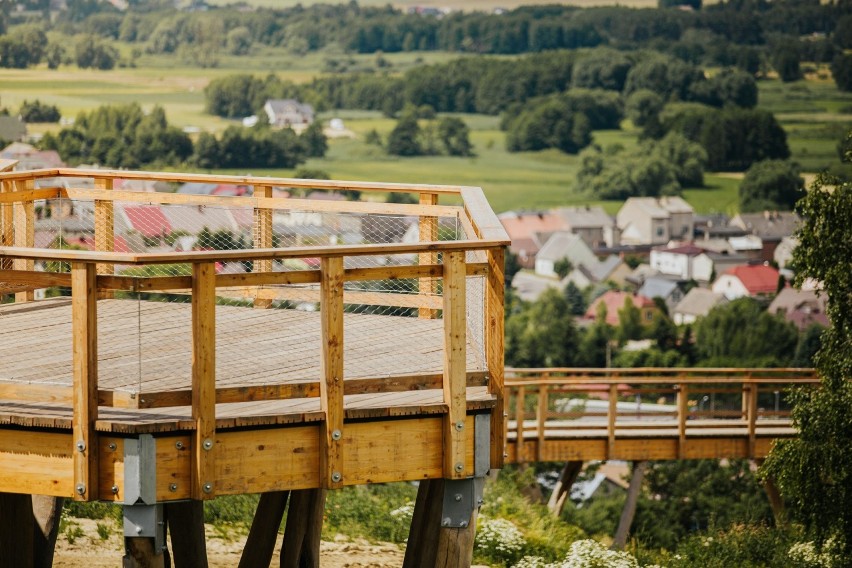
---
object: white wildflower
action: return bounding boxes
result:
[475,517,526,558]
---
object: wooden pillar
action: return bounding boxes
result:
[253,185,273,309]
[547,461,583,517]
[746,383,758,459]
[676,382,688,459]
[13,179,35,303]
[403,479,478,568]
[443,251,467,478]
[71,262,98,501]
[418,193,438,319]
[1,180,15,270]
[124,538,166,568]
[280,489,326,568]
[612,461,648,550]
[239,492,289,568]
[515,386,526,464]
[486,247,505,469]
[536,384,548,461]
[320,256,344,489]
[607,383,618,459]
[191,262,216,500]
[166,500,208,568]
[32,495,64,568]
[94,177,114,299]
[0,492,34,568]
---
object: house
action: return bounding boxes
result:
[554,206,616,248]
[616,196,694,246]
[730,211,800,262]
[584,291,658,326]
[263,99,314,129]
[637,276,687,314]
[511,271,565,303]
[0,117,27,143]
[673,288,728,325]
[649,244,714,282]
[0,142,64,170]
[693,213,746,240]
[773,237,797,270]
[177,182,249,196]
[570,461,630,503]
[498,211,568,268]
[768,287,829,330]
[711,264,780,300]
[535,232,600,278]
[728,234,764,261]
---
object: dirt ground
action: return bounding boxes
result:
[54,518,406,567]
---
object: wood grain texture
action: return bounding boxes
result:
[320,256,345,489]
[191,262,216,499]
[71,262,98,501]
[442,251,467,478]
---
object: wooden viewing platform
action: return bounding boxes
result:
[0,163,509,567]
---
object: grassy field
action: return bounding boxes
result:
[204,0,658,10]
[3,57,851,215]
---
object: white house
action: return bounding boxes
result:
[649,244,714,282]
[554,206,616,248]
[263,99,315,129]
[673,288,728,325]
[712,264,780,300]
[616,196,694,246]
[534,232,600,278]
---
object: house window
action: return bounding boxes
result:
[645,311,653,320]
[656,227,664,236]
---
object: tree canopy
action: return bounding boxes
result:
[739,159,804,212]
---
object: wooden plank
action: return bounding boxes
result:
[93,178,114,279]
[0,430,73,496]
[486,247,505,469]
[252,185,273,309]
[0,159,17,172]
[459,186,510,243]
[418,193,439,319]
[320,256,345,489]
[191,262,216,500]
[0,270,71,288]
[71,262,98,501]
[97,275,192,292]
[0,181,13,271]
[442,251,467,479]
[0,187,61,204]
[13,179,35,303]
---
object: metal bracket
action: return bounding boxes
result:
[440,477,485,528]
[123,504,165,553]
[475,413,491,477]
[124,434,156,505]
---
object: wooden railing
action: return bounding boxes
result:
[0,167,510,500]
[505,367,818,462]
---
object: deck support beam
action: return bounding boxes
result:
[280,488,326,568]
[547,461,583,517]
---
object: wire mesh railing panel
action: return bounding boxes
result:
[466,274,486,374]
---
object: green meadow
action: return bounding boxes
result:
[2,57,850,214]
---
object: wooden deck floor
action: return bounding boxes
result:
[0,298,492,433]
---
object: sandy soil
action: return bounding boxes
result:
[54,518,406,567]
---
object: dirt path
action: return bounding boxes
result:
[54,519,405,567]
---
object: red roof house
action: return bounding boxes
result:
[711,264,780,300]
[584,291,658,326]
[122,205,172,239]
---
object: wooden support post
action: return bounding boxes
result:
[13,179,35,303]
[191,262,216,500]
[536,384,548,462]
[166,501,208,568]
[402,479,477,568]
[418,193,438,319]
[677,382,688,459]
[612,461,648,550]
[607,383,618,459]
[547,461,583,517]
[94,177,114,299]
[443,250,467,478]
[253,185,273,309]
[320,256,344,489]
[741,372,752,421]
[515,386,526,464]
[239,492,289,568]
[486,247,505,469]
[747,383,758,458]
[124,538,166,568]
[0,181,14,270]
[0,492,34,568]
[71,262,98,501]
[32,495,64,568]
[435,509,478,568]
[280,489,326,568]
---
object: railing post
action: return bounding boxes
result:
[94,178,114,300]
[486,247,505,469]
[442,250,467,478]
[418,193,439,319]
[253,185,273,309]
[607,383,618,459]
[536,384,548,461]
[191,262,216,500]
[747,382,758,458]
[320,256,345,489]
[71,262,98,501]
[677,381,688,459]
[0,180,13,270]
[13,179,34,303]
[515,386,526,464]
[741,371,752,421]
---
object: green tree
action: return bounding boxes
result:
[763,168,852,560]
[831,54,852,92]
[553,257,573,279]
[300,121,328,158]
[772,44,801,83]
[505,289,579,367]
[437,116,473,157]
[19,100,60,123]
[739,160,804,213]
[626,89,664,138]
[75,35,118,70]
[386,112,422,156]
[616,296,643,344]
[576,302,613,367]
[564,281,587,315]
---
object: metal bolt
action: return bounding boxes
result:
[75,483,86,495]
[76,441,86,452]
[454,493,462,502]
[441,517,451,527]
[460,521,468,528]
[107,442,117,452]
[455,421,464,431]
[331,429,342,441]
[175,441,185,450]
[202,439,214,451]
[454,463,464,473]
[202,483,213,494]
[111,485,119,495]
[477,498,484,506]
[503,412,509,418]
[136,525,143,535]
[331,472,342,483]
[169,483,178,492]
